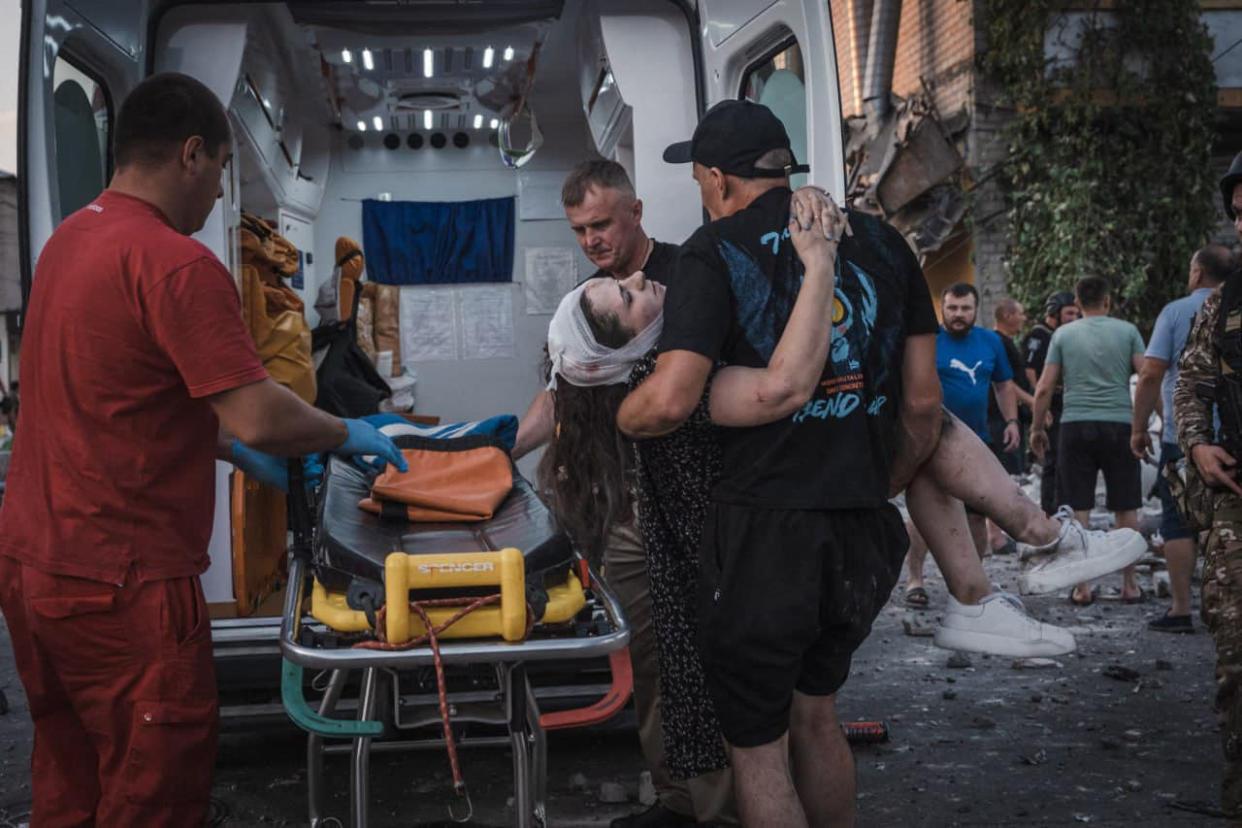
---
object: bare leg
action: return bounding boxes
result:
[967,513,989,560]
[790,692,855,827]
[1115,509,1141,600]
[923,415,1059,547]
[987,518,1010,552]
[906,471,991,604]
[1164,537,1196,616]
[904,520,929,593]
[731,734,808,828]
[1069,509,1095,602]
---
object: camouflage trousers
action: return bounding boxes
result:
[1203,492,1242,813]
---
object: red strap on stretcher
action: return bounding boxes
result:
[539,647,633,731]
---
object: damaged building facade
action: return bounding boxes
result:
[829,0,996,317]
[831,0,1242,320]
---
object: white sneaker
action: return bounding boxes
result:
[1017,507,1148,595]
[934,593,1077,657]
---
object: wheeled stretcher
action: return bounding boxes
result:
[280,448,631,827]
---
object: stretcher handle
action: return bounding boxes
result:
[539,648,633,730]
[281,659,383,738]
[287,458,313,563]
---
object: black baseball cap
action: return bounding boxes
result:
[662,99,809,179]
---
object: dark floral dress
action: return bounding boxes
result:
[627,354,729,778]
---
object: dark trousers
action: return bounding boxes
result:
[1040,418,1061,515]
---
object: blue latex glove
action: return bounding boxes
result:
[337,419,409,473]
[230,441,325,493]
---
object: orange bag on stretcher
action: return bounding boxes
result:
[359,438,513,522]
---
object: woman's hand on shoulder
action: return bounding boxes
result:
[789,187,849,271]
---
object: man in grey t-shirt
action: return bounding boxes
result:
[1031,276,1146,604]
[1132,244,1231,631]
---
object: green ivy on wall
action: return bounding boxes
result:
[977,0,1218,332]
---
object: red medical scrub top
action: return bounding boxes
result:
[0,191,268,585]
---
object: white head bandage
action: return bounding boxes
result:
[546,279,663,390]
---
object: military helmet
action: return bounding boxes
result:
[1221,150,1242,219]
[1044,291,1075,321]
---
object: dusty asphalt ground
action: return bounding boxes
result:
[0,546,1225,828]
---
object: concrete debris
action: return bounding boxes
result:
[1155,659,1174,671]
[970,716,997,730]
[568,773,589,792]
[942,690,957,700]
[946,653,972,669]
[1012,658,1063,670]
[1030,693,1044,703]
[1126,780,1143,793]
[902,612,935,637]
[598,782,628,804]
[1019,748,1048,766]
[1102,665,1141,682]
[1122,729,1142,743]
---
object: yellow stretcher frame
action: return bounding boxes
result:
[309,548,586,643]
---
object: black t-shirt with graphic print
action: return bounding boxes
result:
[658,187,939,510]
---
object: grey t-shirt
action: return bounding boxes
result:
[1047,315,1145,425]
[1145,288,1213,444]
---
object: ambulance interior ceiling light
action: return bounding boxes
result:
[362,48,374,70]
[473,113,483,128]
[341,49,352,64]
[483,46,494,69]
[490,118,499,129]
[504,46,514,61]
[373,115,383,131]
[424,110,434,130]
[423,48,434,78]
[357,120,366,131]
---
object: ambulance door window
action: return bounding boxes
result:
[53,54,112,221]
[741,39,807,189]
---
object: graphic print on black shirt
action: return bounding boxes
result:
[659,188,938,510]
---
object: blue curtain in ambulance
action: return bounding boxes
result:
[361,196,515,285]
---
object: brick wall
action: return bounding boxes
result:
[968,0,1014,323]
[891,0,974,116]
[831,0,974,117]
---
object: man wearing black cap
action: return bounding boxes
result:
[618,100,940,826]
[1022,290,1081,516]
[1173,153,1242,818]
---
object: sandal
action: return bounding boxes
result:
[1068,586,1098,606]
[904,586,930,608]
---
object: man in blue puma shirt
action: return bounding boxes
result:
[932,282,1019,557]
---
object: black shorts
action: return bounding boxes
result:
[1056,420,1141,512]
[696,503,907,747]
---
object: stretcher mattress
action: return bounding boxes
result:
[314,450,575,594]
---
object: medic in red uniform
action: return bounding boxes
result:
[0,73,406,827]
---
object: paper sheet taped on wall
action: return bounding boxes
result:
[458,286,515,360]
[517,170,571,220]
[399,288,458,362]
[523,247,578,314]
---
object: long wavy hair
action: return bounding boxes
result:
[536,290,636,566]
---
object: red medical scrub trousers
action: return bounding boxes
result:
[0,556,218,827]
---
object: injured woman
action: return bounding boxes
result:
[535,192,1148,782]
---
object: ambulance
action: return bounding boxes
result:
[18,0,845,717]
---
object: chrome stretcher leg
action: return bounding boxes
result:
[308,669,349,828]
[503,663,533,828]
[526,674,547,827]
[351,668,379,828]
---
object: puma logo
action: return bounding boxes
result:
[949,358,984,385]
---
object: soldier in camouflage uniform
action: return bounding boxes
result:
[1174,152,1242,817]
